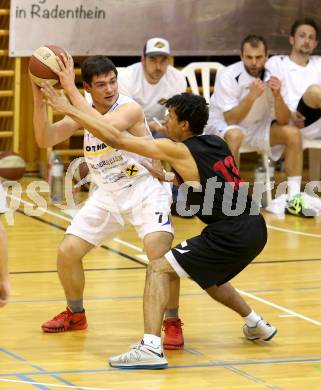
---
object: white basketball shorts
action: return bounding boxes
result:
[66,175,173,246]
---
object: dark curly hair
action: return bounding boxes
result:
[165,93,209,135]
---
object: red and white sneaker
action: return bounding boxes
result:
[41,307,87,333]
[162,318,184,350]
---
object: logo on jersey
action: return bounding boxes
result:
[125,164,139,177]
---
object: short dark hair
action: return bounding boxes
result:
[290,18,319,39]
[81,56,118,85]
[166,93,209,135]
[241,34,268,54]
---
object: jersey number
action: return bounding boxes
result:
[213,156,242,190]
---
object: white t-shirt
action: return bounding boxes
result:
[206,61,274,133]
[265,55,321,111]
[84,94,153,191]
[117,62,187,121]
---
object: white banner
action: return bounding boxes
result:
[9,0,320,57]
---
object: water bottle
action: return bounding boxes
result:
[254,159,267,207]
[49,151,64,204]
[268,158,275,179]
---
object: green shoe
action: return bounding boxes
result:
[286,194,317,218]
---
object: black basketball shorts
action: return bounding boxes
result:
[165,214,267,290]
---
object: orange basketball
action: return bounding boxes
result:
[29,45,67,87]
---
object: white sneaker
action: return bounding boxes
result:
[243,318,277,341]
[109,342,168,369]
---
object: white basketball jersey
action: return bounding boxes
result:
[84,94,153,190]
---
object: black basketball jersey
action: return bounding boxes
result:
[177,135,255,224]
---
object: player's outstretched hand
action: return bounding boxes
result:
[41,82,72,115]
[142,160,176,183]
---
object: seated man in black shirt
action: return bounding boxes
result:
[41,84,277,370]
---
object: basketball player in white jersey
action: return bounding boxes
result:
[30,55,184,348]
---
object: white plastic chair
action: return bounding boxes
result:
[180,62,225,103]
[303,138,321,181]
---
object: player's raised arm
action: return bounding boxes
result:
[41,82,183,164]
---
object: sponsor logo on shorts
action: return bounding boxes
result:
[174,248,190,254]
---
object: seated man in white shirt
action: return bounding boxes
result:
[205,34,315,217]
[266,18,321,174]
[117,37,187,137]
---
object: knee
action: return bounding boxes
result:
[144,232,172,261]
[146,246,169,261]
[305,84,321,99]
[57,239,81,265]
[281,125,302,147]
[224,129,244,146]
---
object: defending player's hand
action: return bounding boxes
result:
[41,82,72,115]
[142,160,166,181]
[142,160,176,183]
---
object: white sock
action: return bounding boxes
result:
[143,334,162,350]
[243,310,261,327]
[287,176,301,197]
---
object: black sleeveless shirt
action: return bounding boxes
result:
[176,135,256,224]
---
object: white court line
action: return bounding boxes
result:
[266,224,321,239]
[237,289,321,327]
[113,238,143,252]
[0,378,109,390]
[136,254,148,262]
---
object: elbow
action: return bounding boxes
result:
[36,138,49,149]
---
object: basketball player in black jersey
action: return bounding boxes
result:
[41,85,277,369]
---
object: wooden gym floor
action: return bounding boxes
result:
[0,176,321,390]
